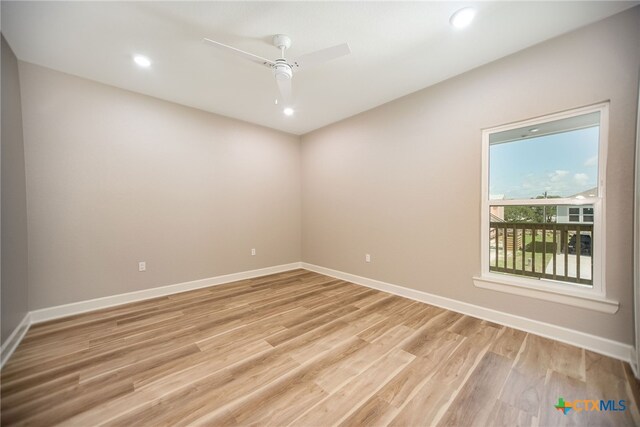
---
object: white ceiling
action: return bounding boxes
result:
[2,1,637,135]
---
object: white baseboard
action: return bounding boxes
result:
[1,262,302,369]
[631,349,639,378]
[30,262,302,324]
[4,261,633,371]
[301,262,634,365]
[1,312,31,369]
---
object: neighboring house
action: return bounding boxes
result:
[489,195,505,242]
[556,187,597,224]
[489,194,505,221]
[488,195,523,250]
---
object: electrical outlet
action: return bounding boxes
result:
[138,261,146,272]
[365,254,371,263]
[251,248,256,256]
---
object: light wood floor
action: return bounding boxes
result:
[1,269,639,426]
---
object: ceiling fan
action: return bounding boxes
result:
[203,34,351,107]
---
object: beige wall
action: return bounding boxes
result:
[301,7,640,344]
[1,35,29,343]
[19,62,301,309]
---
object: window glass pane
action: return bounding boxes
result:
[489,112,599,201]
[569,215,580,222]
[583,215,594,222]
[489,205,593,287]
[583,208,594,214]
[568,208,579,214]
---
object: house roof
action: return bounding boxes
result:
[569,187,598,199]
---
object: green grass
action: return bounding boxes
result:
[492,231,557,273]
[495,250,553,274]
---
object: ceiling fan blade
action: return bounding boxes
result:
[203,38,275,68]
[292,43,350,70]
[276,77,292,105]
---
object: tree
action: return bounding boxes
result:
[504,205,540,222]
[504,193,560,223]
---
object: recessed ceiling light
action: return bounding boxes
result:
[283,107,294,116]
[530,128,539,132]
[450,7,476,29]
[133,55,151,68]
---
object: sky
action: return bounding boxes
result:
[489,127,599,200]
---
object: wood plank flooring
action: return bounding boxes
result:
[1,269,639,426]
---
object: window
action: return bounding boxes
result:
[477,103,612,311]
[583,207,594,222]
[569,208,580,222]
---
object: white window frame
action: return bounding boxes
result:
[474,102,619,314]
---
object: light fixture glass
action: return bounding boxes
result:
[133,55,152,68]
[283,107,294,116]
[450,7,476,29]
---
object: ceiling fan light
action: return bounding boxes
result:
[274,63,292,80]
[450,7,476,29]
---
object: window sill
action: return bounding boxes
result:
[473,275,619,314]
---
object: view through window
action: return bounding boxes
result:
[485,107,605,289]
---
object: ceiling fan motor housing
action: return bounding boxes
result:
[272,34,292,50]
[274,59,292,80]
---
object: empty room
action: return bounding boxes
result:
[2,1,640,426]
